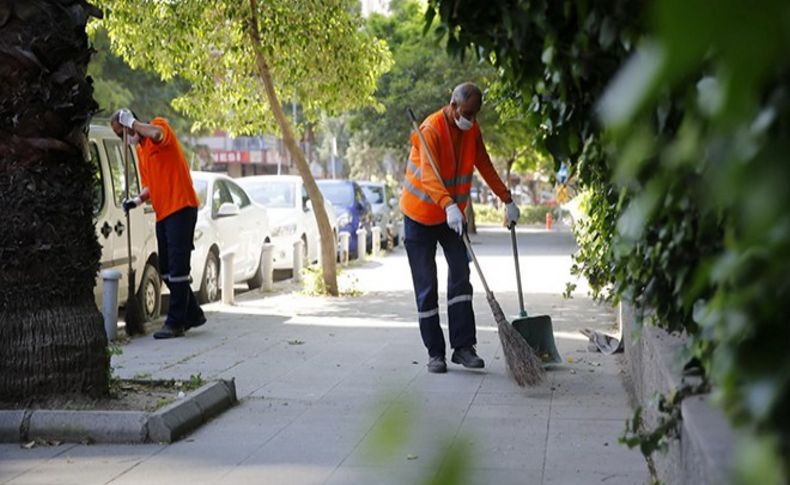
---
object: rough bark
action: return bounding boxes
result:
[0,0,108,400]
[246,0,338,296]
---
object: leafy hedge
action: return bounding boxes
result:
[428,0,790,480]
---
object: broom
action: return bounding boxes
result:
[122,127,145,336]
[406,108,544,386]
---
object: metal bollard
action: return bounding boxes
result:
[339,232,350,265]
[101,269,122,341]
[262,243,274,292]
[292,239,304,282]
[220,250,235,305]
[356,228,367,261]
[371,227,381,256]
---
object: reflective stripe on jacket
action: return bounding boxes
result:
[400,109,508,225]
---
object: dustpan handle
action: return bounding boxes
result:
[510,225,526,316]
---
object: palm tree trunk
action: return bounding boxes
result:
[0,0,108,400]
[246,0,338,296]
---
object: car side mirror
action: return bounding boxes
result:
[217,202,240,217]
[304,199,313,212]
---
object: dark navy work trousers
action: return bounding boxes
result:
[156,206,203,328]
[404,216,476,358]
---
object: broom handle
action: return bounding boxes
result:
[462,233,493,296]
[510,226,526,315]
[406,107,494,298]
[123,129,133,280]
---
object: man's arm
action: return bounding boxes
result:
[131,121,164,144]
[474,133,512,203]
[138,187,150,202]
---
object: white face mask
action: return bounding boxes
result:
[455,114,473,131]
[127,134,141,145]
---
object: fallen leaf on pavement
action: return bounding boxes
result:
[407,454,418,460]
[288,339,305,345]
[22,441,36,449]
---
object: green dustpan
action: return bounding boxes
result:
[509,226,562,364]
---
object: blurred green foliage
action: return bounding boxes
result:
[427,0,790,480]
[348,0,548,181]
[88,27,192,134]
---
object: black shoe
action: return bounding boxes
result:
[185,314,206,331]
[153,324,185,339]
[427,356,447,374]
[451,347,485,369]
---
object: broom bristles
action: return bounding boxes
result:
[487,293,544,386]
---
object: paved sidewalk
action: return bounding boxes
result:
[0,226,648,485]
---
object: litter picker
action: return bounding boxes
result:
[406,108,544,386]
[122,127,145,335]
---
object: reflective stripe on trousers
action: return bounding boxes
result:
[404,216,476,357]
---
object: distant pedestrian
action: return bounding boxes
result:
[111,109,205,339]
[400,82,520,373]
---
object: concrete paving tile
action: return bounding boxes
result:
[236,421,362,468]
[550,403,633,421]
[544,418,647,474]
[323,466,432,485]
[0,444,75,483]
[465,403,550,421]
[455,417,547,471]
[463,467,544,485]
[4,444,161,485]
[543,468,648,484]
[217,463,334,485]
[108,439,259,485]
[344,411,464,469]
[473,390,552,406]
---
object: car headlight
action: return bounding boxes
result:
[337,211,352,228]
[273,223,297,237]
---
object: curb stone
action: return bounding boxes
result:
[0,379,237,444]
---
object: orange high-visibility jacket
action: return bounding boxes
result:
[137,117,199,222]
[400,108,511,225]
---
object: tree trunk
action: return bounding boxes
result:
[0,0,108,400]
[247,0,338,296]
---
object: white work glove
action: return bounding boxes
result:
[505,201,520,227]
[445,203,464,236]
[118,108,137,129]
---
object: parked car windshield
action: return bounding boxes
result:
[318,183,354,207]
[362,185,384,204]
[244,182,295,208]
[193,179,208,209]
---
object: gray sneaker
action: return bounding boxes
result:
[427,356,447,374]
[451,347,485,368]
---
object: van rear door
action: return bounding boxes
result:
[103,138,144,302]
[90,139,118,304]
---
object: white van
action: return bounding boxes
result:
[88,124,161,322]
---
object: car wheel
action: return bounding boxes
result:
[198,251,220,303]
[137,263,161,322]
[247,244,266,290]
